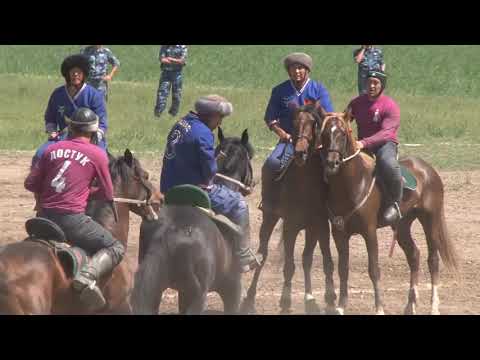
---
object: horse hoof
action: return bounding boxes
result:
[305,299,321,314]
[403,304,416,315]
[279,307,291,315]
[279,297,292,312]
[239,298,256,315]
[324,305,338,315]
[376,308,385,315]
[430,309,440,315]
[335,307,345,315]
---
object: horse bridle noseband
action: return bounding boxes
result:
[113,166,158,220]
[215,149,254,193]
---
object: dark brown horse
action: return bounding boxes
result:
[241,104,335,314]
[0,150,158,314]
[131,130,254,315]
[313,110,458,315]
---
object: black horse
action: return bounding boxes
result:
[131,129,254,314]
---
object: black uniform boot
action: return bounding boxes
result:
[235,215,263,273]
[383,202,402,226]
[72,249,117,311]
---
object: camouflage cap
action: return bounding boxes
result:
[283,52,313,72]
[195,95,233,117]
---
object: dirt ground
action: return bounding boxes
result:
[2,152,479,315]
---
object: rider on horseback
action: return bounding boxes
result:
[160,95,262,273]
[24,107,125,311]
[347,70,403,225]
[262,52,334,213]
[32,54,108,167]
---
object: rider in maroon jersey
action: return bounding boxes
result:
[25,107,125,311]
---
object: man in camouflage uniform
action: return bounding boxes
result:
[154,45,188,118]
[81,45,120,102]
[354,45,385,95]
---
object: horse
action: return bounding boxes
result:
[131,129,254,315]
[313,109,458,315]
[0,149,158,314]
[241,103,336,315]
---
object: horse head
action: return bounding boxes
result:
[315,109,357,177]
[215,127,255,195]
[292,101,327,167]
[108,149,160,221]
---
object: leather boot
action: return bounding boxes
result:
[259,164,280,213]
[383,202,402,226]
[235,214,263,273]
[72,249,116,311]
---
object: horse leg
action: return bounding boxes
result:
[332,229,350,315]
[418,213,441,315]
[279,222,299,314]
[395,214,420,315]
[363,227,384,315]
[316,218,336,314]
[303,226,320,314]
[240,213,279,314]
[131,254,168,315]
[218,273,242,315]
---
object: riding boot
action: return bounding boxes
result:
[383,202,402,226]
[235,214,263,273]
[72,248,118,311]
[382,169,404,226]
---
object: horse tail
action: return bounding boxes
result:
[131,246,170,315]
[433,203,459,272]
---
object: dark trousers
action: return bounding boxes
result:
[40,209,124,264]
[373,141,403,204]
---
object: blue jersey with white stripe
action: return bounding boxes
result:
[264,78,334,134]
[44,84,107,134]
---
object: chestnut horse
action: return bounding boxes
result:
[0,150,158,314]
[311,109,458,315]
[241,104,335,314]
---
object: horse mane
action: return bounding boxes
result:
[218,137,253,172]
[108,151,140,184]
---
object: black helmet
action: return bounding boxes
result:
[61,54,90,82]
[66,108,99,133]
[367,70,387,90]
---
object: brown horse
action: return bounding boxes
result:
[0,149,158,314]
[241,104,335,314]
[312,109,458,315]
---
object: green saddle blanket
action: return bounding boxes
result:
[164,185,241,237]
[401,165,417,191]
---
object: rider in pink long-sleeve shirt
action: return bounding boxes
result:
[347,70,403,226]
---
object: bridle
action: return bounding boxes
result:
[113,166,158,221]
[317,115,361,164]
[215,148,254,194]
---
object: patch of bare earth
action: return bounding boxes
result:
[1,153,478,314]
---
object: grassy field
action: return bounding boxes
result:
[0,45,479,170]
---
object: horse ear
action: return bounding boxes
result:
[241,129,249,146]
[124,149,134,167]
[218,127,225,144]
[315,102,328,119]
[344,107,354,123]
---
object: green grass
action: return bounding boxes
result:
[0,45,479,170]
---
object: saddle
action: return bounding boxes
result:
[164,184,242,238]
[24,217,88,279]
[360,151,417,192]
